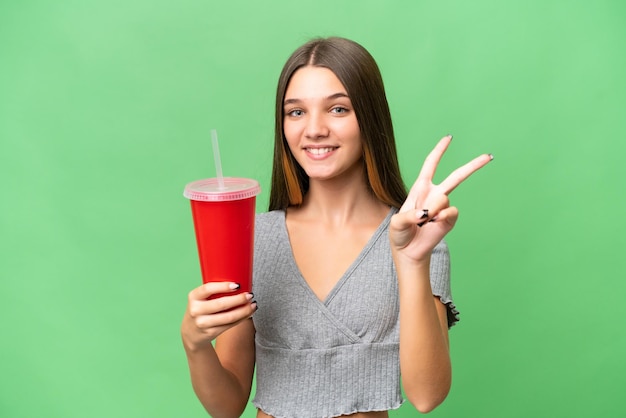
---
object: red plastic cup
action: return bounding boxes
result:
[184,177,261,299]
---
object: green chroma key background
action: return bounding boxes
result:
[1,1,624,417]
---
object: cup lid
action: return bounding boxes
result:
[183,177,261,202]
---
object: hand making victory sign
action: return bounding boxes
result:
[389,135,493,262]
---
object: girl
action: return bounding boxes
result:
[181,37,492,418]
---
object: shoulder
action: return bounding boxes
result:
[255,210,284,228]
[255,210,285,241]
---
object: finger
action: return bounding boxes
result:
[188,281,241,301]
[439,153,493,195]
[428,206,459,230]
[416,135,453,182]
[189,292,254,318]
[416,194,450,226]
[194,297,257,329]
[404,135,453,206]
[395,192,450,228]
[206,292,255,315]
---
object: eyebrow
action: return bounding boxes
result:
[283,92,350,106]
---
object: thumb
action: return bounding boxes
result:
[389,209,425,248]
[390,208,429,232]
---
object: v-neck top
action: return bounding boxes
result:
[251,208,456,418]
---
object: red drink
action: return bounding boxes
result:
[184,178,261,298]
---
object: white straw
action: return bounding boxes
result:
[211,129,225,189]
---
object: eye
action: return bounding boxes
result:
[285,109,304,117]
[330,106,349,114]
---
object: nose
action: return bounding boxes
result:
[304,112,329,139]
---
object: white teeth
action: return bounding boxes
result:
[307,147,335,155]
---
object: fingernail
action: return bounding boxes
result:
[417,221,426,227]
[489,154,494,160]
[246,293,254,300]
[419,209,429,219]
[447,134,453,140]
[229,283,241,290]
[249,302,259,319]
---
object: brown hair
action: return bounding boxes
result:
[268,37,407,210]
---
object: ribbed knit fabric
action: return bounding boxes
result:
[251,208,457,418]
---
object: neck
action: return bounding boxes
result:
[292,169,389,227]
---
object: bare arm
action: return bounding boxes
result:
[181,282,257,418]
[394,254,451,413]
[389,135,492,412]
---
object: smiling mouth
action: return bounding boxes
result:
[305,147,338,155]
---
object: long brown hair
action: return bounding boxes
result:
[269,37,407,210]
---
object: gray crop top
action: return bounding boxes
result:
[251,208,457,418]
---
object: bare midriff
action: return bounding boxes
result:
[257,410,389,418]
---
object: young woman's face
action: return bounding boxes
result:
[283,66,363,182]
